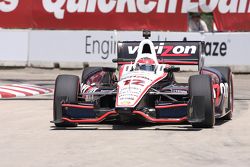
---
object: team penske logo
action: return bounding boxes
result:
[128,44,197,57]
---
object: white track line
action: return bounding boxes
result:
[0,88,25,97]
[13,84,52,93]
[0,86,40,95]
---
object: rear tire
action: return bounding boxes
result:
[53,75,80,127]
[189,75,215,128]
[213,67,234,120]
[82,67,117,87]
[81,67,103,84]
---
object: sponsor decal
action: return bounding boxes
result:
[81,83,99,101]
[213,83,228,99]
[128,43,197,57]
[172,89,187,93]
[213,82,228,106]
[117,70,165,107]
[120,101,131,105]
[81,84,98,94]
[220,83,228,97]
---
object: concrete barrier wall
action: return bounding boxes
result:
[0,30,250,72]
[0,30,29,67]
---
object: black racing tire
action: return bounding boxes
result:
[189,75,215,128]
[81,67,103,84]
[213,66,234,120]
[53,75,80,127]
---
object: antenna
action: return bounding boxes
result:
[143,30,151,39]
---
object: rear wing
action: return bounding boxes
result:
[113,41,205,69]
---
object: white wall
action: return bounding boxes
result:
[0,30,29,66]
[0,29,250,72]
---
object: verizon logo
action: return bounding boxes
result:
[128,44,197,56]
[43,0,250,19]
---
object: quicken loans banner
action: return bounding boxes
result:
[0,0,250,31]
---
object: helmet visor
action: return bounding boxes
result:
[140,64,155,71]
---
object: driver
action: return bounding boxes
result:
[136,58,156,71]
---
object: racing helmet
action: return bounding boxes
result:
[136,58,156,71]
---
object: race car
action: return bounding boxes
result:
[51,31,234,128]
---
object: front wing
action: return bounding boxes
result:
[55,90,189,124]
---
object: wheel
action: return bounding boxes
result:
[53,75,80,127]
[189,75,215,128]
[213,66,234,120]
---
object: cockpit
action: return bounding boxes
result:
[135,58,156,72]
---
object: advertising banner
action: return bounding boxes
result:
[214,13,250,32]
[213,0,250,31]
[29,30,117,63]
[1,0,250,31]
[33,0,187,31]
[28,30,250,67]
[203,33,250,65]
[0,0,32,28]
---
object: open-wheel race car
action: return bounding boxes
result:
[51,31,234,128]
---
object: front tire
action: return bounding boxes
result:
[53,75,80,127]
[189,75,215,128]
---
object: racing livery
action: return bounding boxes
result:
[52,31,234,128]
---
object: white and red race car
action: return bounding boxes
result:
[52,31,233,128]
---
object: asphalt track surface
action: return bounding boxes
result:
[0,68,249,167]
